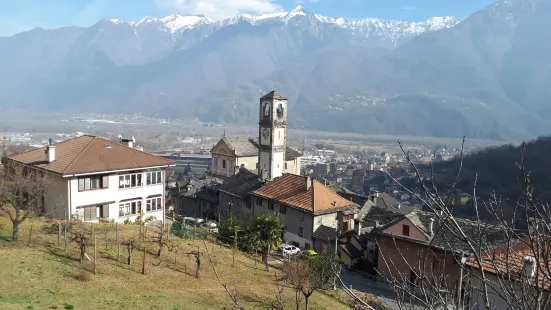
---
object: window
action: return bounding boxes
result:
[343,214,354,221]
[82,204,109,221]
[246,201,252,209]
[285,163,288,170]
[222,160,226,169]
[256,197,262,206]
[146,170,162,185]
[299,227,304,237]
[78,175,109,191]
[280,205,286,214]
[118,200,142,217]
[146,196,163,212]
[402,224,410,236]
[299,215,304,222]
[268,202,274,211]
[119,172,143,189]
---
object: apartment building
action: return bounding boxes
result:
[8,135,175,223]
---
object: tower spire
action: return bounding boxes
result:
[223,129,226,138]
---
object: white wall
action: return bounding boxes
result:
[313,212,338,232]
[271,151,285,179]
[68,169,166,223]
[274,128,285,147]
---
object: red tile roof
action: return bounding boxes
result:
[9,135,175,176]
[253,173,357,213]
[466,237,551,290]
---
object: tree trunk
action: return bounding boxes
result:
[12,221,20,241]
[127,245,133,265]
[79,244,86,262]
[295,291,300,310]
[196,258,201,278]
[304,296,310,310]
[264,244,271,272]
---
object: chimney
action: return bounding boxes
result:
[45,141,55,163]
[354,219,361,236]
[429,218,434,236]
[524,256,536,280]
[375,191,379,198]
[306,176,313,190]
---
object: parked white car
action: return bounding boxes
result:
[202,222,218,233]
[282,245,300,256]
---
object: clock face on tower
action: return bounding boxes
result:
[262,128,270,141]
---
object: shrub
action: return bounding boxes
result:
[74,269,92,282]
[63,304,74,310]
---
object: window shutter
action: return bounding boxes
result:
[102,175,109,188]
[84,207,91,221]
[102,205,109,218]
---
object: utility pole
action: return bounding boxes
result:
[333,233,339,290]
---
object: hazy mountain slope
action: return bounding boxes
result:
[2,1,551,140]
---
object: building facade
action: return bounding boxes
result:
[8,135,175,223]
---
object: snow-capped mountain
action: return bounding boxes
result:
[90,5,459,62]
[17,1,551,140]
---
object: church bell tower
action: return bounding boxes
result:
[258,91,287,180]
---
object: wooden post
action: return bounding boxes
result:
[116,222,120,259]
[93,232,97,274]
[142,244,147,275]
[63,211,68,252]
[27,224,33,246]
[57,221,61,246]
[232,230,237,267]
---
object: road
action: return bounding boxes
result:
[339,268,418,310]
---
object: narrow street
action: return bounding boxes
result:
[339,269,417,310]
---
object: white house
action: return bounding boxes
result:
[8,135,175,223]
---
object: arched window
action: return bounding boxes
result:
[276,103,284,118]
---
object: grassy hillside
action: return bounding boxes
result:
[0,217,349,310]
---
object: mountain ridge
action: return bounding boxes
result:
[1,0,550,141]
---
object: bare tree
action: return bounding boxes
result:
[70,223,92,262]
[0,164,45,241]
[371,138,551,310]
[282,256,336,310]
[186,246,203,279]
[155,226,168,257]
[122,238,138,266]
[202,239,244,309]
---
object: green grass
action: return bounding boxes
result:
[0,217,349,310]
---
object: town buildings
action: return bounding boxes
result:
[8,135,175,223]
[173,91,359,248]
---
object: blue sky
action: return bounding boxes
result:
[0,0,496,37]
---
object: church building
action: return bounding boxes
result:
[208,91,302,181]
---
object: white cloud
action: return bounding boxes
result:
[155,0,281,19]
